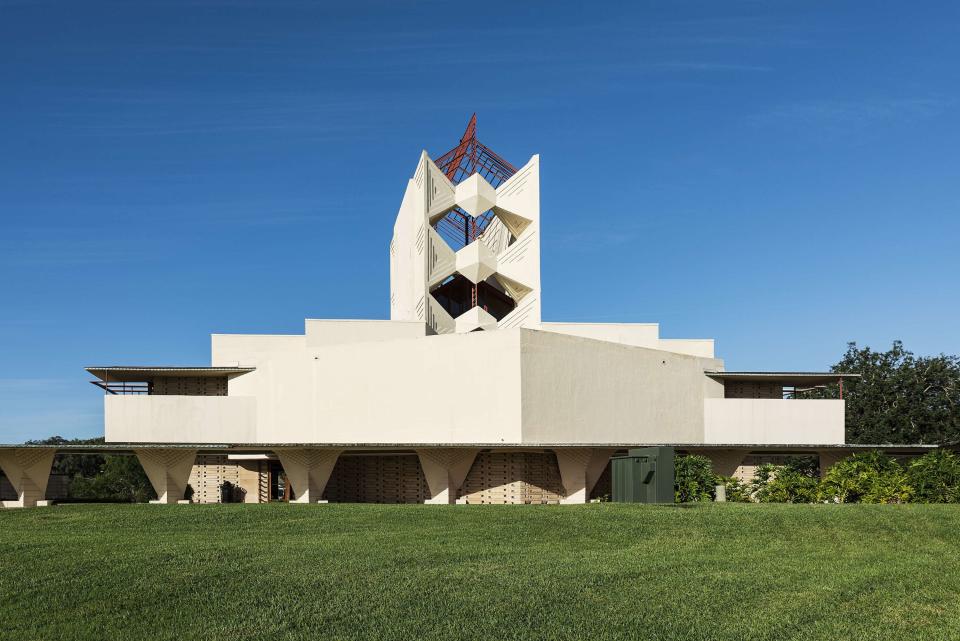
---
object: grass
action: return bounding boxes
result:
[1,503,959,640]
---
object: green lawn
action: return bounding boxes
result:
[1,504,958,641]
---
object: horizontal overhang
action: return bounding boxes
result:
[0,442,939,455]
[86,366,255,382]
[705,371,860,386]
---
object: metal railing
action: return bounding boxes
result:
[90,381,152,395]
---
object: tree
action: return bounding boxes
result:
[24,435,155,503]
[70,455,156,503]
[27,435,106,479]
[906,450,960,503]
[803,342,960,445]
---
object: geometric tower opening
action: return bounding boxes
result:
[430,273,517,322]
[390,113,541,334]
[431,114,518,251]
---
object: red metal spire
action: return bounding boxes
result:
[435,114,516,187]
[432,115,518,249]
[437,114,477,183]
[461,113,477,143]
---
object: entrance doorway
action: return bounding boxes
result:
[268,462,292,502]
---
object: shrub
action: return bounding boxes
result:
[70,455,156,503]
[674,454,715,502]
[716,475,751,502]
[818,451,911,504]
[782,455,820,477]
[751,459,820,504]
[906,450,960,503]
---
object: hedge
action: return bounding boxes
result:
[673,449,960,504]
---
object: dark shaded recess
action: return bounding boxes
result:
[430,274,516,321]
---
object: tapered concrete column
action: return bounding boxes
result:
[687,448,750,477]
[273,448,342,503]
[817,449,852,479]
[416,448,480,504]
[554,448,616,504]
[135,448,197,504]
[0,448,56,508]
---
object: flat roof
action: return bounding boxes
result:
[86,366,255,382]
[705,371,860,385]
[0,442,939,454]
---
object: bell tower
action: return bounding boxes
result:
[390,115,541,333]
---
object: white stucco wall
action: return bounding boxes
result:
[538,322,660,348]
[493,155,541,329]
[520,330,723,444]
[657,339,715,358]
[106,395,256,443]
[209,328,726,445]
[212,334,306,368]
[139,328,727,445]
[703,399,845,445]
[537,323,715,358]
[109,326,836,447]
[305,319,426,347]
[211,334,309,443]
[205,329,524,444]
[211,323,439,443]
[307,330,523,443]
[389,175,419,324]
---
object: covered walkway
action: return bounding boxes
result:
[0,443,939,507]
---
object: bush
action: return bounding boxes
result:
[782,455,820,477]
[906,450,960,503]
[716,475,751,502]
[674,454,715,503]
[818,451,911,504]
[671,450,957,505]
[70,455,156,503]
[751,457,820,504]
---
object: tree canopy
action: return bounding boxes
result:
[22,435,154,502]
[804,341,960,445]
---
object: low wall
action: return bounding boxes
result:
[105,396,256,443]
[703,399,845,445]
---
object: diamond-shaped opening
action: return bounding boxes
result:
[433,207,525,256]
[431,115,520,252]
[429,273,516,322]
[432,206,505,252]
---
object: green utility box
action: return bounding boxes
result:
[611,447,675,503]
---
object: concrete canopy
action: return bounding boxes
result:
[87,366,254,382]
[704,371,860,386]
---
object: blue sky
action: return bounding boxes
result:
[1,1,958,442]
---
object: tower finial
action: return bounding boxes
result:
[460,113,477,144]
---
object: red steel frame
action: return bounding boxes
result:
[432,114,518,249]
